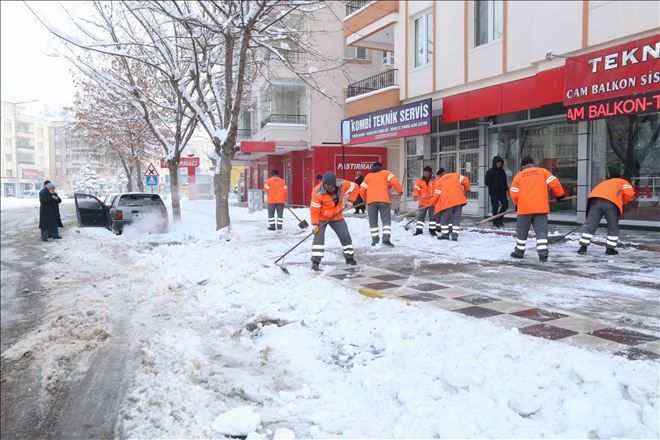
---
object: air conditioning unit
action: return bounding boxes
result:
[382,51,394,68]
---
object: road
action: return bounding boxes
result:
[1,204,137,440]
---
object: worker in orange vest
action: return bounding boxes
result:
[263,169,288,230]
[412,166,436,236]
[509,157,565,261]
[358,162,403,247]
[578,173,635,255]
[431,168,471,241]
[310,172,359,271]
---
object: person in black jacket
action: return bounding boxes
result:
[484,156,509,227]
[39,183,63,241]
[353,171,365,214]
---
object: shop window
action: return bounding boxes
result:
[590,112,660,222]
[438,133,456,152]
[475,0,503,47]
[413,10,433,68]
[493,110,528,125]
[530,103,566,119]
[432,116,458,133]
[459,129,479,150]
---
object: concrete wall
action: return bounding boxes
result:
[589,1,660,46]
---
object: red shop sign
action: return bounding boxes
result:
[567,93,660,122]
[333,153,384,177]
[563,34,660,106]
[160,157,200,168]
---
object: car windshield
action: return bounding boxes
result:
[118,194,164,207]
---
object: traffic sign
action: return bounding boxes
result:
[145,175,159,186]
[144,162,160,177]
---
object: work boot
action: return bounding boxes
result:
[429,230,436,236]
[577,245,588,255]
[605,248,619,256]
[268,226,276,231]
[276,225,282,231]
[539,255,548,262]
[382,241,395,247]
[438,234,449,240]
[510,248,524,259]
[413,230,423,236]
[311,261,320,271]
[345,257,357,266]
[451,234,458,242]
[371,237,380,246]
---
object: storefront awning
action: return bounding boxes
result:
[442,66,565,123]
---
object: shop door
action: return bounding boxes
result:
[303,156,313,205]
[459,151,479,201]
[283,160,292,204]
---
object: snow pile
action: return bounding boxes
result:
[20,201,658,438]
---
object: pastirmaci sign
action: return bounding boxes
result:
[341,99,431,146]
[563,34,659,107]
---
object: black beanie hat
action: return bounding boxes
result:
[436,168,445,175]
[322,172,337,187]
[423,166,433,173]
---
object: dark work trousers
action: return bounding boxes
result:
[415,206,436,233]
[515,214,549,258]
[367,202,392,243]
[579,198,620,249]
[267,203,285,229]
[437,205,463,240]
[311,219,354,263]
[490,192,509,224]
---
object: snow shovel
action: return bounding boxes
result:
[286,206,309,229]
[275,202,365,274]
[548,223,584,245]
[402,197,435,230]
[479,195,577,223]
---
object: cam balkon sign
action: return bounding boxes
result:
[341,99,431,146]
[563,34,659,120]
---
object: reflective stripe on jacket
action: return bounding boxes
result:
[413,178,434,207]
[358,170,403,205]
[431,173,470,214]
[264,176,288,204]
[510,166,564,215]
[588,177,635,214]
[310,180,359,224]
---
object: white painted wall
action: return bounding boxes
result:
[589,1,660,46]
[436,0,465,90]
[528,1,582,65]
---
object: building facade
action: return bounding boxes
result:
[342,0,659,227]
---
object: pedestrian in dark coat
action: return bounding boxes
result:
[484,155,509,227]
[353,171,365,214]
[39,183,62,241]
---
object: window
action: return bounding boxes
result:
[4,138,11,147]
[414,11,433,67]
[345,46,367,60]
[475,0,503,47]
[382,51,395,66]
[6,170,13,177]
[5,153,12,161]
[3,120,10,130]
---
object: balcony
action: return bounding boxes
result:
[264,49,306,64]
[348,69,397,98]
[16,144,35,150]
[346,0,373,16]
[345,70,400,118]
[260,114,307,128]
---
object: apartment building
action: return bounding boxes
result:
[342,0,659,227]
[0,101,54,196]
[234,2,394,206]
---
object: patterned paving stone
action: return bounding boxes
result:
[588,327,659,346]
[564,333,630,353]
[454,306,503,319]
[372,273,408,282]
[512,308,569,322]
[519,324,578,341]
[411,282,449,292]
[614,347,660,361]
[455,294,501,305]
[635,340,660,355]
[400,292,445,302]
[484,301,530,314]
[330,273,365,281]
[551,316,609,334]
[433,298,472,311]
[487,313,542,330]
[360,281,401,291]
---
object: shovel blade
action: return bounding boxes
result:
[298,219,309,229]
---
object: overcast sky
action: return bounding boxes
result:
[1,1,79,111]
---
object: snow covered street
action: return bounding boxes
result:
[1,200,659,438]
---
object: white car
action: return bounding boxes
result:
[21,190,40,198]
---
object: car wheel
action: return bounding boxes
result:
[112,225,123,235]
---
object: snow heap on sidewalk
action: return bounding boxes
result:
[13,201,657,439]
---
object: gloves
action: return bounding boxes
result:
[556,195,565,203]
[313,225,320,235]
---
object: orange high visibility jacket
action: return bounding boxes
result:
[310,180,359,224]
[413,177,435,207]
[311,182,321,203]
[588,177,635,214]
[431,173,470,214]
[510,166,564,215]
[358,170,403,205]
[264,176,288,204]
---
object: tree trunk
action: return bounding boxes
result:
[215,152,233,230]
[169,163,182,221]
[136,163,144,192]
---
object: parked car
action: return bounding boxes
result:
[22,190,40,198]
[74,192,168,235]
[103,193,120,208]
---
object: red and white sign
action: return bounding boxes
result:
[567,93,660,121]
[159,157,200,168]
[144,162,160,177]
[240,141,276,153]
[21,169,38,179]
[332,153,384,179]
[563,34,660,106]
